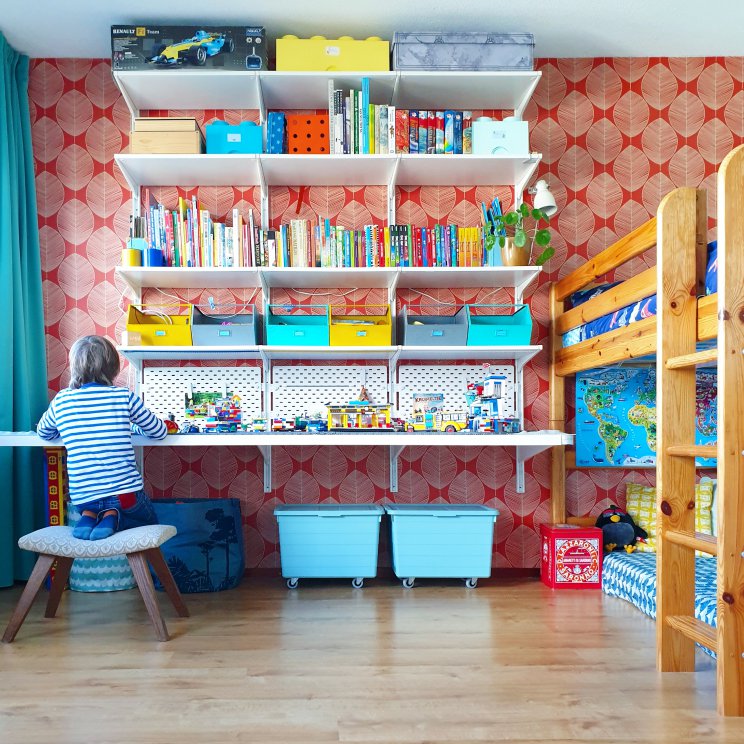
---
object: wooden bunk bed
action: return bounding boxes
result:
[549,144,744,716]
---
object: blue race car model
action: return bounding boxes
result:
[150,31,234,66]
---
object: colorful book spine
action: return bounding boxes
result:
[388,106,396,155]
[463,111,473,154]
[418,110,427,154]
[395,109,409,154]
[435,111,444,154]
[361,77,370,154]
[408,110,419,154]
[444,110,454,154]
[379,105,388,154]
[453,111,463,154]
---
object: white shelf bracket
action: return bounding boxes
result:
[255,73,266,127]
[515,358,526,431]
[387,158,400,226]
[258,445,272,493]
[514,73,541,120]
[116,159,141,219]
[515,446,525,493]
[389,444,405,493]
[513,156,540,209]
[514,269,539,306]
[112,72,140,123]
[389,72,401,107]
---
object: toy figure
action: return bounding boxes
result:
[595,505,648,553]
[358,385,370,402]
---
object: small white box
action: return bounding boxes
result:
[472,116,529,155]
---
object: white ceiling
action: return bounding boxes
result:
[2,0,743,59]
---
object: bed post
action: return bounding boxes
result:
[716,144,744,716]
[656,187,701,674]
[549,283,566,524]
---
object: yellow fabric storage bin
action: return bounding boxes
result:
[330,305,392,346]
[275,35,390,71]
[125,304,193,346]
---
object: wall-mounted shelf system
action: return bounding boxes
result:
[116,265,541,305]
[113,69,541,120]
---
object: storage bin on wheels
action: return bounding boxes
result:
[385,504,499,588]
[274,504,384,588]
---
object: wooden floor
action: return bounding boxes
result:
[1,576,743,744]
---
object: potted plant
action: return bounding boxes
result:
[485,202,554,267]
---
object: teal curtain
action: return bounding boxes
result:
[0,33,48,586]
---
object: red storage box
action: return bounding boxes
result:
[540,524,603,590]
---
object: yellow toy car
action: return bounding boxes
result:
[406,411,468,433]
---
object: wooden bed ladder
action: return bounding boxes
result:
[657,147,744,716]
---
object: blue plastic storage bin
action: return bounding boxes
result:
[466,304,532,346]
[274,504,384,588]
[385,504,499,588]
[265,304,330,346]
[205,120,263,154]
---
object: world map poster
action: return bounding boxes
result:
[576,367,717,467]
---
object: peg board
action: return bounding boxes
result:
[396,364,515,418]
[142,367,263,423]
[272,365,388,417]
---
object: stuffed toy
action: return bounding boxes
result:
[595,505,648,553]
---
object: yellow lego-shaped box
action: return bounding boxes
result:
[276,35,390,71]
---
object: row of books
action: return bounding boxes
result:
[328,78,474,155]
[140,198,496,269]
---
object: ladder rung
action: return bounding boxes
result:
[665,615,717,652]
[666,445,717,458]
[665,348,718,369]
[664,529,718,555]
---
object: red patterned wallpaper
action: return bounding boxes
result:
[29,58,744,569]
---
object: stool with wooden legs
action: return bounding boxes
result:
[2,525,188,643]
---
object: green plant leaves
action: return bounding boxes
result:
[484,233,496,252]
[504,211,519,226]
[498,235,506,248]
[519,203,530,217]
[535,229,551,246]
[530,208,543,220]
[514,228,527,248]
[535,246,555,266]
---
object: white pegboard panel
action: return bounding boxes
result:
[396,364,515,418]
[142,367,263,423]
[272,365,388,417]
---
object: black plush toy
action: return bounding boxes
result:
[595,505,648,553]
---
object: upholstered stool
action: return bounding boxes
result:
[2,525,189,643]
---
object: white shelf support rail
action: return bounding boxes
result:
[515,446,526,493]
[257,156,269,228]
[389,444,405,493]
[257,444,272,493]
[513,155,540,209]
[515,358,526,431]
[387,157,400,226]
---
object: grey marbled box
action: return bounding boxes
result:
[392,32,534,71]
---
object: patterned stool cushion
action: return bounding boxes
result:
[18,526,177,559]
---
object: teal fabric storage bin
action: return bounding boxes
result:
[466,304,532,346]
[274,504,384,588]
[266,304,330,346]
[385,504,499,588]
[206,120,263,154]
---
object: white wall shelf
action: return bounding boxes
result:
[113,70,541,119]
[116,265,541,296]
[118,344,543,365]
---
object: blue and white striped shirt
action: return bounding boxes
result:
[37,384,167,505]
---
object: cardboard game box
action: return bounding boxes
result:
[111,25,267,71]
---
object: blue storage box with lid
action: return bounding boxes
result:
[466,303,532,346]
[274,504,385,588]
[205,120,263,154]
[265,304,330,346]
[385,504,499,588]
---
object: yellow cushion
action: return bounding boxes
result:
[625,481,714,554]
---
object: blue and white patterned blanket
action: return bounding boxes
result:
[602,552,717,658]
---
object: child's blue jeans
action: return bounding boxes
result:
[73,489,158,532]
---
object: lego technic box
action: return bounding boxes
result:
[111,25,267,71]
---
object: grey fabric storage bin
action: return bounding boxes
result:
[392,32,534,71]
[399,306,468,346]
[191,305,259,346]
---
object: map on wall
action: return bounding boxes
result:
[576,367,717,467]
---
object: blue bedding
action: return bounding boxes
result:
[602,552,717,658]
[563,241,719,347]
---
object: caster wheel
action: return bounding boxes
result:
[352,578,364,589]
[465,578,478,589]
[286,578,299,589]
[402,577,415,589]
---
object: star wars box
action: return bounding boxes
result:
[540,524,603,590]
[111,25,267,71]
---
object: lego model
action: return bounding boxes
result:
[466,373,521,433]
[150,31,234,66]
[405,410,469,433]
[179,423,201,434]
[203,395,242,434]
[326,402,395,431]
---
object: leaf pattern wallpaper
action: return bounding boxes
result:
[29,57,744,569]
